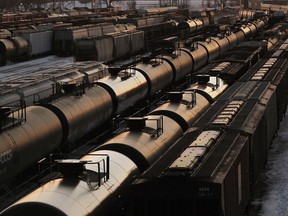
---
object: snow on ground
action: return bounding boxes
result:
[250,108,288,216]
[0,55,74,82]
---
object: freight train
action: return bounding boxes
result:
[0,13,268,107]
[0,18,285,215]
[0,19,179,65]
[73,15,213,62]
[0,6,179,26]
[1,26,287,216]
[0,6,183,65]
[0,16,269,187]
[0,27,52,66]
[126,37,288,216]
[0,8,265,65]
[73,26,145,61]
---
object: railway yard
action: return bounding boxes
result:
[0,4,288,216]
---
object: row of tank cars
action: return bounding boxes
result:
[127,35,288,216]
[0,12,270,128]
[0,7,219,66]
[0,11,287,215]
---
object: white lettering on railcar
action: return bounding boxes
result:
[0,149,13,164]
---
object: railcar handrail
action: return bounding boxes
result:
[55,154,110,190]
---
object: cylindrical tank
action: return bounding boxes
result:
[42,86,113,148]
[194,18,204,31]
[241,10,254,19]
[0,106,63,184]
[0,39,17,59]
[177,20,197,33]
[253,19,266,32]
[160,50,193,83]
[11,36,28,56]
[240,25,252,38]
[247,22,257,36]
[96,70,148,114]
[0,150,139,216]
[226,32,238,48]
[197,39,220,62]
[0,29,12,39]
[133,59,174,95]
[239,10,244,19]
[97,115,183,171]
[211,36,230,55]
[188,43,209,71]
[248,11,256,19]
[234,29,245,44]
[267,37,279,50]
[187,76,229,102]
[150,92,210,131]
